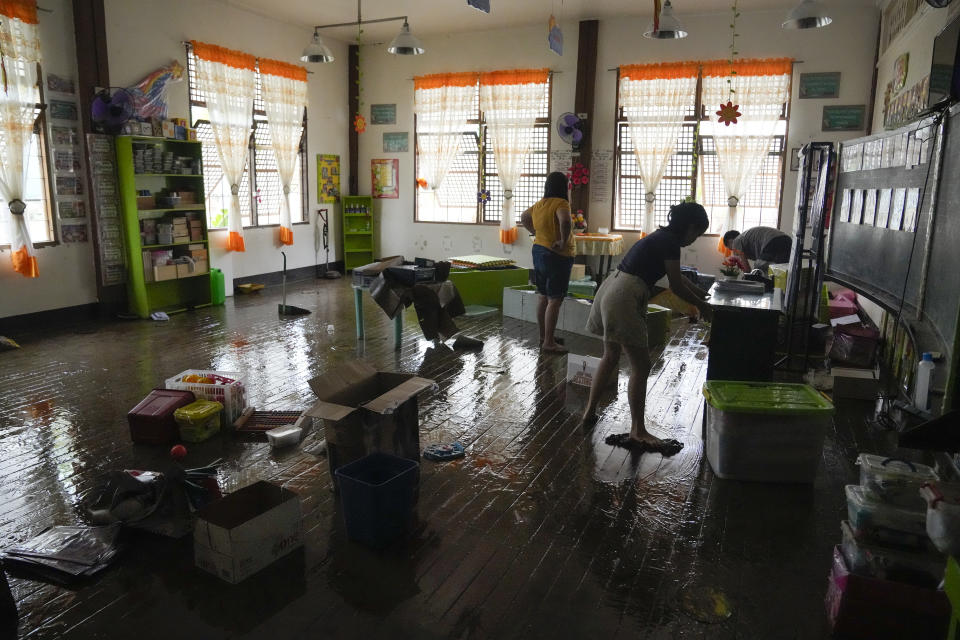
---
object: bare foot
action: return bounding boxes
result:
[541,342,568,354]
[580,412,599,428]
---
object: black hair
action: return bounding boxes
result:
[543,171,568,200]
[722,230,741,248]
[666,201,709,235]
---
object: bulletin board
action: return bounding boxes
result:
[317,154,340,203]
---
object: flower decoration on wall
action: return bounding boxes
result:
[567,162,590,189]
[477,188,491,203]
[716,101,742,126]
[354,114,367,134]
[416,178,428,189]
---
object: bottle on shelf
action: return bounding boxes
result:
[914,352,935,411]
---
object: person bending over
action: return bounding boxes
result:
[581,202,713,455]
[722,226,792,273]
[520,171,575,354]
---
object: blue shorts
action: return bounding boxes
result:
[532,244,574,299]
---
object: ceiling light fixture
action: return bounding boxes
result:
[301,29,336,63]
[387,20,426,55]
[643,0,688,40]
[781,0,833,29]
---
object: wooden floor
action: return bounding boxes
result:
[0,277,892,639]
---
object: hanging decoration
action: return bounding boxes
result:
[417,178,428,189]
[548,15,563,56]
[355,18,364,134]
[716,101,742,126]
[567,161,590,189]
[354,113,366,134]
[653,0,662,32]
[477,188,491,203]
[128,61,184,122]
[718,0,741,126]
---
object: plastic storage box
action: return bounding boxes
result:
[702,381,834,482]
[173,399,223,443]
[335,453,419,549]
[839,520,945,587]
[165,370,247,423]
[846,484,927,536]
[858,453,938,509]
[127,388,196,444]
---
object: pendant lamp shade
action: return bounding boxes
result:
[782,0,833,29]
[643,0,688,39]
[388,20,425,55]
[301,30,335,63]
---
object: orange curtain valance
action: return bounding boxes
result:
[190,41,256,71]
[414,72,479,90]
[479,68,549,86]
[620,61,700,81]
[0,0,38,24]
[701,57,793,78]
[259,58,308,82]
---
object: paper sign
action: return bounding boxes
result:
[370,104,396,125]
[799,72,841,99]
[383,132,409,153]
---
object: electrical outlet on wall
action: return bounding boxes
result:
[472,236,482,252]
[441,236,453,252]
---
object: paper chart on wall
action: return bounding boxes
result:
[590,150,612,202]
[549,150,572,174]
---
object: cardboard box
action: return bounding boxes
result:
[304,361,435,489]
[142,251,155,283]
[566,354,618,389]
[571,264,586,281]
[176,263,194,278]
[162,120,176,139]
[154,264,178,281]
[190,249,208,261]
[194,481,302,584]
[193,260,209,275]
[832,367,880,400]
[137,195,156,210]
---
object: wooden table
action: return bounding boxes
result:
[574,233,624,283]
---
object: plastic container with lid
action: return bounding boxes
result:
[173,399,223,443]
[702,381,834,483]
[266,425,303,448]
[846,484,927,536]
[839,520,945,588]
[858,453,938,509]
[127,388,196,444]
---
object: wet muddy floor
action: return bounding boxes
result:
[0,277,888,639]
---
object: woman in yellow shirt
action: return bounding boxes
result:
[520,172,575,354]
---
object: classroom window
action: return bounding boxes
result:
[415,79,550,224]
[187,49,307,229]
[614,76,787,233]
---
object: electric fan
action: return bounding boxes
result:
[556,112,584,149]
[926,0,953,7]
[91,88,135,134]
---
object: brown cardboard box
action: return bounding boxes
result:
[193,260,209,275]
[176,263,193,278]
[154,265,177,281]
[137,195,156,210]
[304,361,435,489]
[194,481,302,584]
[190,249,208,261]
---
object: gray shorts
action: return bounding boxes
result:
[586,270,649,348]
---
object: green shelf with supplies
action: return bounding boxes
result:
[116,135,215,318]
[341,195,374,271]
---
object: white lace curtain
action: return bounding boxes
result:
[479,69,549,245]
[260,59,307,246]
[701,58,791,236]
[619,63,699,236]
[0,0,42,278]
[414,72,478,202]
[191,41,256,252]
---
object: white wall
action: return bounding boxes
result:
[873,2,960,132]
[358,5,878,277]
[104,0,349,296]
[0,0,99,319]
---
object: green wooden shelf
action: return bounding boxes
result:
[344,231,371,236]
[117,136,215,318]
[344,213,371,217]
[142,240,208,249]
[342,196,375,270]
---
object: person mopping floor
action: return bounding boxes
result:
[580,202,713,455]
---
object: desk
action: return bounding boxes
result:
[707,284,783,382]
[353,285,403,350]
[574,233,623,283]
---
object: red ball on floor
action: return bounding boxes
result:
[170,444,187,459]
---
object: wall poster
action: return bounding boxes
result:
[371,158,399,199]
[316,154,341,203]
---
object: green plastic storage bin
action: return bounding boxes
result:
[210,268,225,305]
[702,381,834,483]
